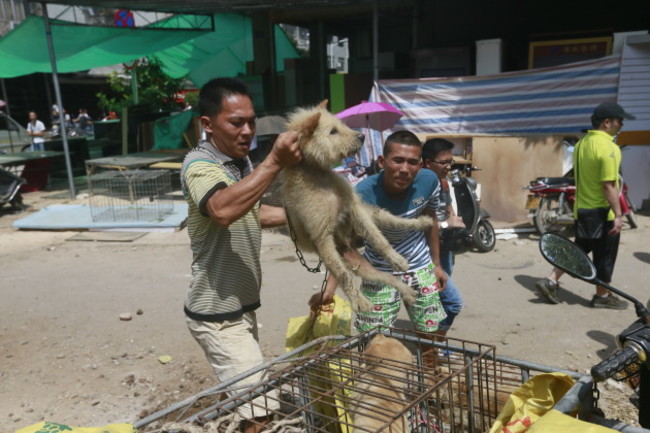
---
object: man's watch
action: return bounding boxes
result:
[440,221,449,229]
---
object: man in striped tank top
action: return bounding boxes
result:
[181,78,301,432]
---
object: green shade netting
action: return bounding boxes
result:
[150,14,300,87]
[0,16,205,78]
[152,109,197,150]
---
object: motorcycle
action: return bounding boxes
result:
[524,173,637,235]
[539,232,649,428]
[0,166,25,211]
[450,165,496,253]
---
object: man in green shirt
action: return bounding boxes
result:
[536,102,635,309]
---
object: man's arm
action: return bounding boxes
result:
[309,273,338,312]
[307,248,366,311]
[204,131,300,226]
[259,204,286,228]
[603,180,623,236]
[27,125,44,137]
[439,206,465,229]
[440,188,464,228]
[424,208,447,290]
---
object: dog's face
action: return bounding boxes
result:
[287,101,364,169]
[363,334,413,365]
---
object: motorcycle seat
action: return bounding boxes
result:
[535,177,575,186]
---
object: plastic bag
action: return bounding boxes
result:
[15,422,136,433]
[285,294,351,353]
[489,372,575,433]
[285,295,353,433]
[528,409,617,433]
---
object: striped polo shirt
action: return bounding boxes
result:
[355,170,440,273]
[181,140,262,322]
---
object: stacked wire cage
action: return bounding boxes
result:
[88,170,174,223]
[139,327,575,433]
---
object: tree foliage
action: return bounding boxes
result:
[96,58,187,114]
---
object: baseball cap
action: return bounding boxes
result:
[593,102,636,120]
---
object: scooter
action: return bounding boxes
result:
[539,232,649,428]
[449,166,496,253]
[525,174,637,235]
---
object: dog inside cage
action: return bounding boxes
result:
[154,328,531,433]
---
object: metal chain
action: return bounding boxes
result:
[591,382,603,415]
[283,206,331,348]
[301,269,330,347]
[285,210,323,273]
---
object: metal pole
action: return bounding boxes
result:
[0,78,15,152]
[1,78,11,118]
[9,0,17,20]
[372,0,379,83]
[268,17,277,110]
[42,3,76,198]
[130,66,139,105]
[318,21,325,99]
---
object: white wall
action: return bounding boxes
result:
[618,34,650,131]
[618,34,650,209]
[621,145,650,210]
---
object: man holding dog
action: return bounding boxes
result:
[181,77,301,433]
[309,130,448,364]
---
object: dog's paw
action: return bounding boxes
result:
[389,278,417,304]
[415,215,434,230]
[399,287,417,305]
[356,296,374,312]
[386,251,409,272]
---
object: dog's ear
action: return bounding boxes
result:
[318,100,328,110]
[299,112,321,141]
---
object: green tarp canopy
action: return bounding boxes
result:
[150,14,301,87]
[0,14,301,87]
[153,109,196,150]
[0,15,205,78]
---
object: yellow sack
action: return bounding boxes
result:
[489,372,575,433]
[285,295,353,433]
[527,409,617,433]
[15,422,136,433]
[285,294,352,353]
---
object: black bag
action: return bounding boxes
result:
[440,227,472,252]
[575,208,609,239]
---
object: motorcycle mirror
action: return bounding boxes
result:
[540,232,650,323]
[539,233,596,281]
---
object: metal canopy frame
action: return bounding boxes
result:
[35,0,387,14]
[32,4,216,198]
[33,0,394,197]
[42,3,76,197]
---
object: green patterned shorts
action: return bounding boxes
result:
[354,262,447,333]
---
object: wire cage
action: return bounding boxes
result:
[88,170,174,223]
[141,328,577,433]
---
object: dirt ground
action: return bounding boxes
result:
[1,189,648,432]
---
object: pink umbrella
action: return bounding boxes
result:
[336,101,404,163]
[335,101,404,131]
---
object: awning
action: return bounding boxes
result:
[0,15,205,78]
[150,14,300,87]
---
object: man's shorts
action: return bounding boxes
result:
[354,262,447,333]
[186,311,279,419]
[575,220,620,283]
